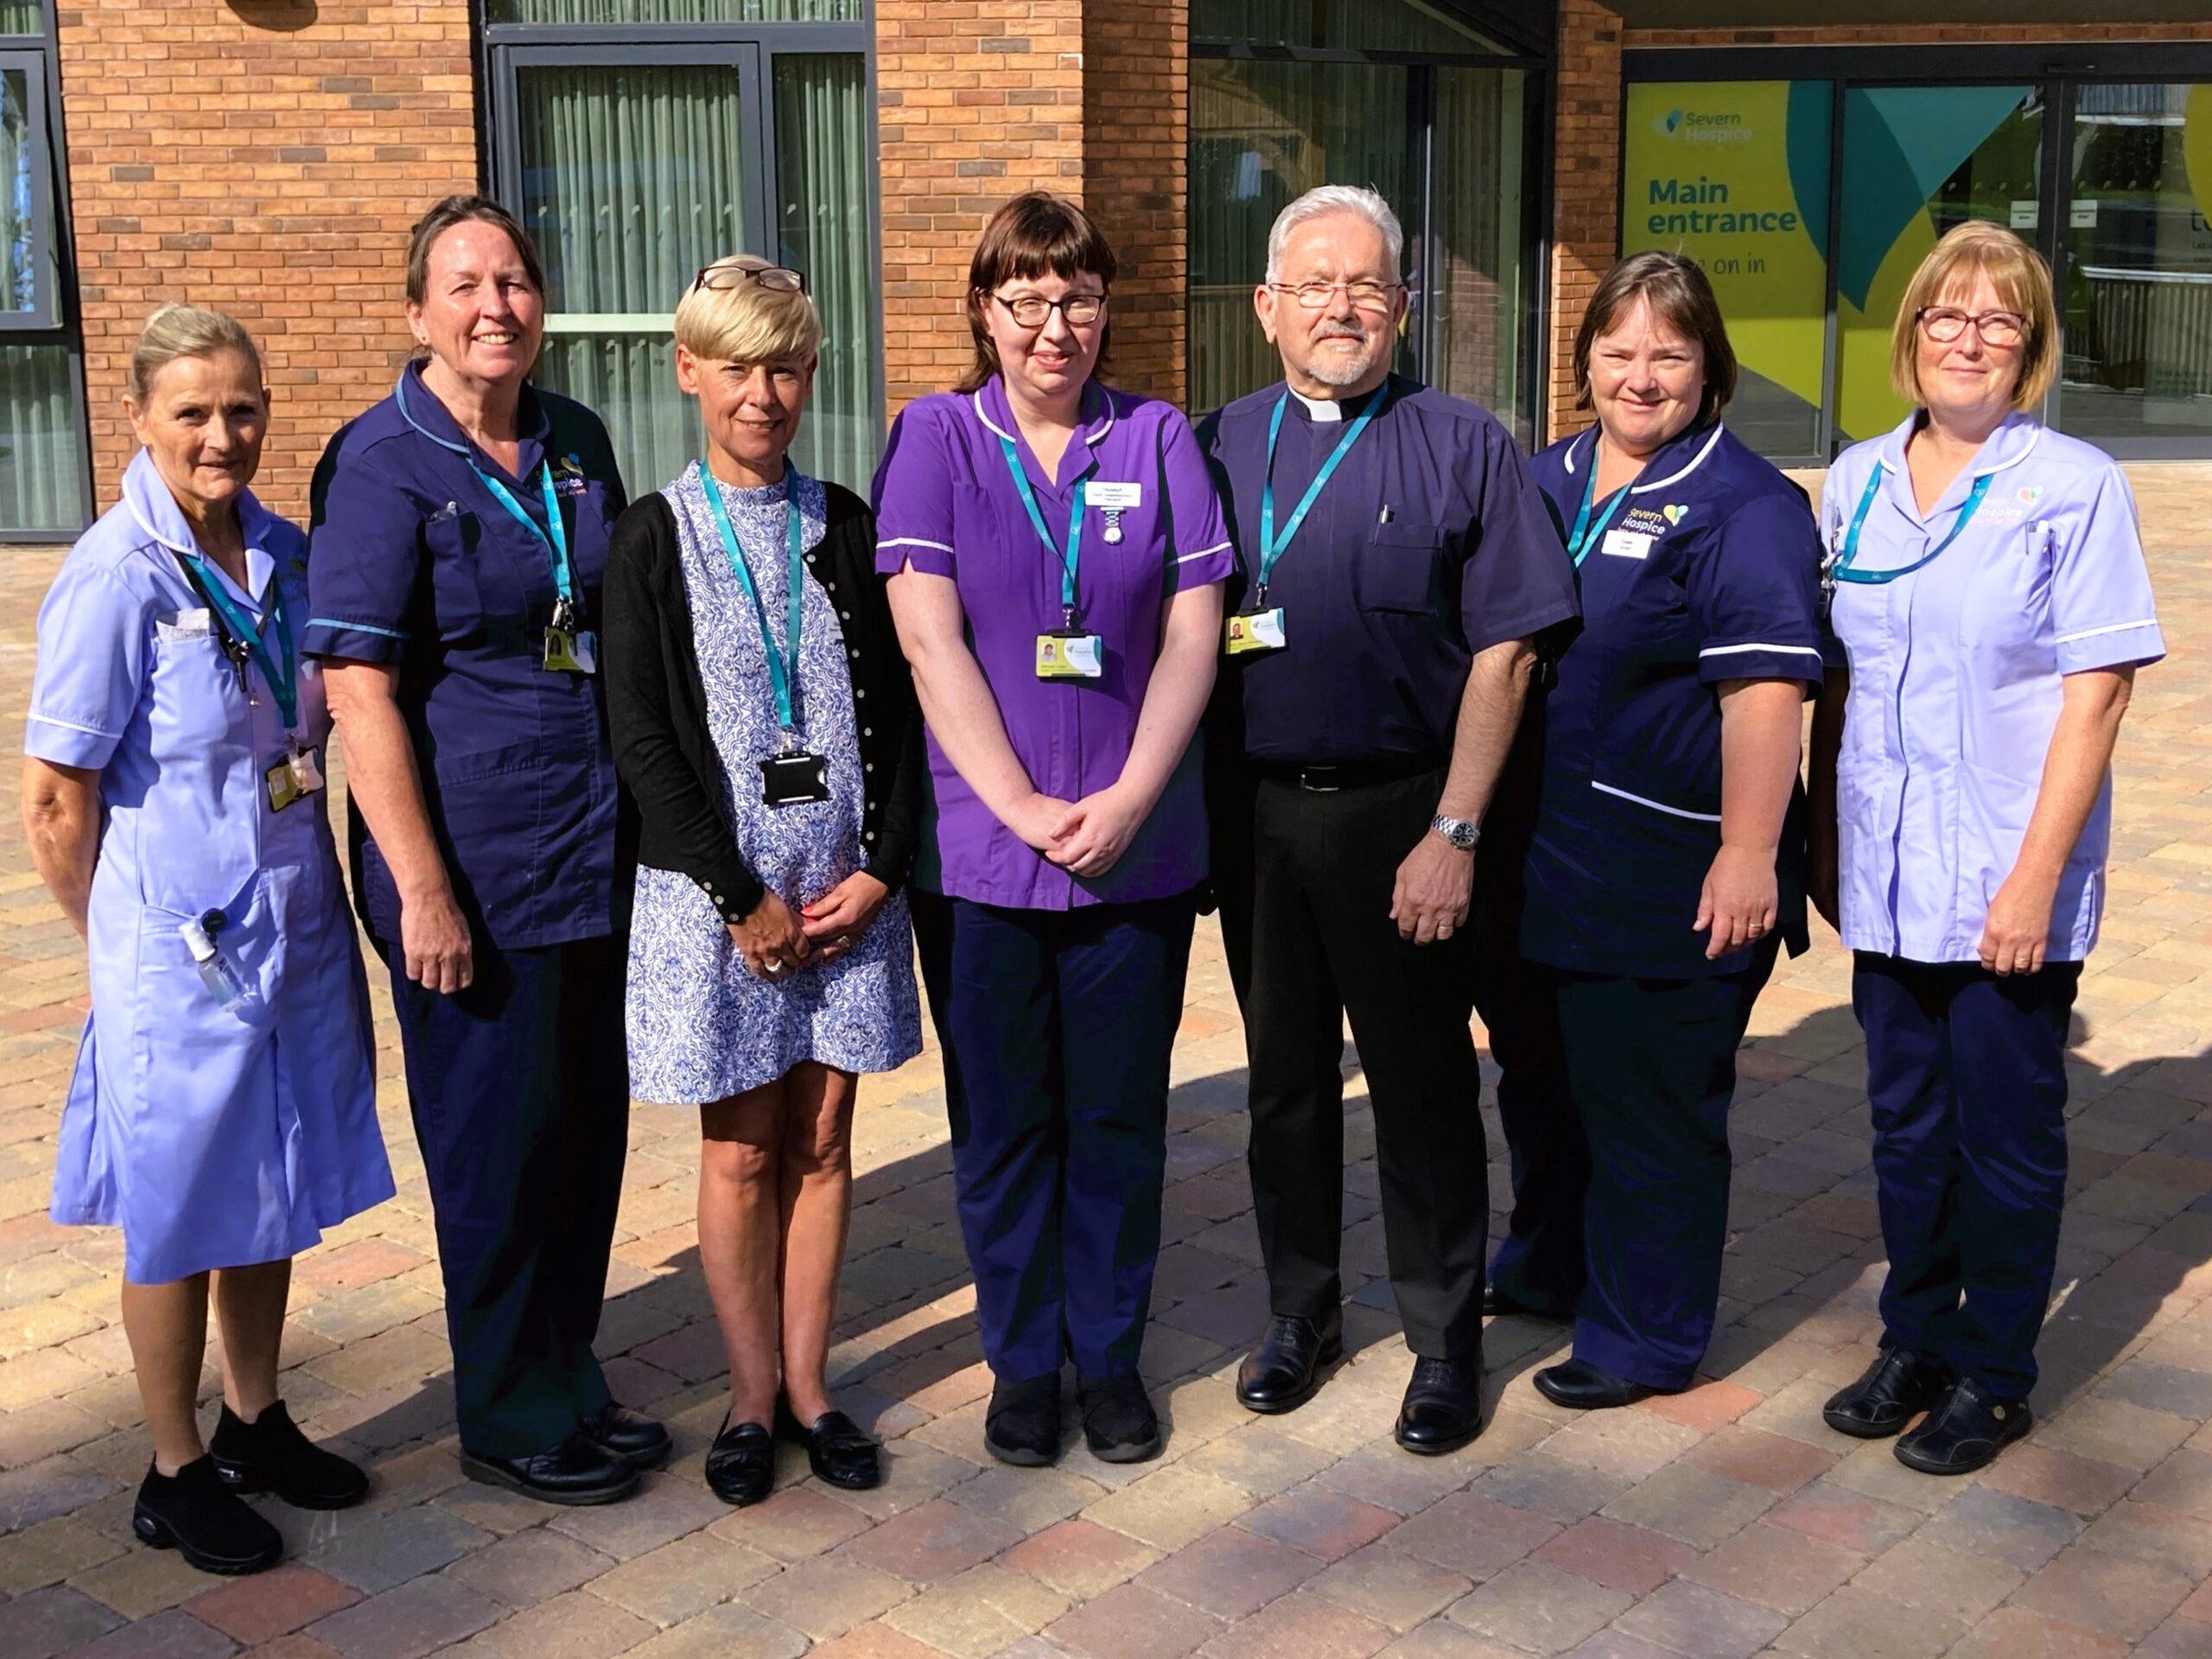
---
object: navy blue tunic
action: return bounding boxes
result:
[1522,422,1823,979]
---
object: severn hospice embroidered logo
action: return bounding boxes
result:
[1662,504,1688,525]
[2018,485,2044,505]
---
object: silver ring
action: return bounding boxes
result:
[764,958,785,976]
[836,934,852,949]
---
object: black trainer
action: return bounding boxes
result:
[582,1401,671,1470]
[984,1370,1063,1467]
[1822,1348,1952,1440]
[460,1428,640,1505]
[1078,1372,1163,1464]
[208,1401,369,1510]
[1894,1376,2032,1476]
[133,1457,283,1575]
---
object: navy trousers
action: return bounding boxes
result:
[386,932,629,1458]
[1853,952,2079,1400]
[1476,920,1584,1320]
[912,891,1195,1382]
[1554,941,1777,1391]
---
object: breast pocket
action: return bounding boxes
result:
[1957,524,2055,666]
[1355,524,1444,614]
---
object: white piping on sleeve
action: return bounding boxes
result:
[1699,642,1825,660]
[2054,616,2159,645]
[1590,779,1724,823]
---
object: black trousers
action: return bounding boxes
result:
[1475,910,1584,1319]
[1218,769,1489,1359]
[386,932,630,1458]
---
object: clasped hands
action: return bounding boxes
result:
[1005,785,1150,878]
[730,869,890,981]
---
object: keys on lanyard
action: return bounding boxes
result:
[696,461,832,808]
[474,459,597,674]
[1231,383,1389,656]
[176,553,327,813]
[1821,462,1994,619]
[996,435,1103,681]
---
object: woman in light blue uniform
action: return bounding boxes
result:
[22,306,391,1576]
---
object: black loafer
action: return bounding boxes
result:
[1078,1373,1163,1464]
[776,1400,881,1491]
[1534,1357,1655,1411]
[1396,1356,1484,1455]
[584,1401,671,1470]
[460,1428,640,1506]
[1823,1348,1952,1440]
[1235,1312,1344,1414]
[1894,1377,2031,1476]
[133,1457,283,1576]
[704,1417,776,1507]
[208,1400,368,1510]
[984,1371,1063,1468]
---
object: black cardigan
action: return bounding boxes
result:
[603,480,924,925]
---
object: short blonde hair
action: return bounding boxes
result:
[674,254,821,365]
[129,302,264,404]
[1891,221,2059,410]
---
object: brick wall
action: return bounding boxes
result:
[54,2,478,523]
[1081,0,1188,406]
[1548,0,1624,442]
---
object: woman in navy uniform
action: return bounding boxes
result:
[305,196,664,1503]
[1520,252,1824,1408]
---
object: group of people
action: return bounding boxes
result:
[21,178,2159,1580]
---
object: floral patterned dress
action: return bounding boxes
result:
[626,464,921,1104]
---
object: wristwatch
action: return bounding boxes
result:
[1430,814,1481,851]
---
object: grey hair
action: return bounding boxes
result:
[128,303,263,404]
[1263,186,1405,284]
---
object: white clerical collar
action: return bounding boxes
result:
[1288,385,1344,423]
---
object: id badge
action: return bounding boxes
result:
[760,750,831,808]
[1035,630,1103,680]
[543,626,598,675]
[265,757,302,812]
[289,744,326,797]
[1225,607,1287,656]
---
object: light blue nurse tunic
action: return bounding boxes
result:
[27,450,393,1285]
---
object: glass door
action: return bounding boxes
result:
[0,47,86,536]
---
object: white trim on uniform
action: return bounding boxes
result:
[1591,779,1724,823]
[878,537,955,556]
[26,711,123,739]
[1629,426,1726,494]
[1176,541,1233,563]
[2053,616,2159,645]
[1700,642,1825,660]
[970,391,1018,445]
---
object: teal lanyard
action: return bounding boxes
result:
[474,459,575,612]
[1256,384,1387,602]
[1830,462,1994,587]
[698,461,808,739]
[997,435,1089,626]
[1565,445,1632,569]
[188,559,300,732]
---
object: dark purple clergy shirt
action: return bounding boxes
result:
[873,376,1234,910]
[1198,375,1579,767]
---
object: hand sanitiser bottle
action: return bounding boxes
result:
[180,909,251,1007]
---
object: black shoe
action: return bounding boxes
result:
[208,1400,369,1511]
[1534,1357,1655,1411]
[1078,1373,1163,1464]
[704,1416,776,1507]
[1396,1356,1484,1455]
[460,1429,641,1506]
[583,1401,671,1470]
[775,1399,881,1491]
[1235,1312,1344,1414]
[1822,1348,1952,1440]
[984,1371,1063,1468]
[1894,1377,2032,1476]
[133,1457,283,1576]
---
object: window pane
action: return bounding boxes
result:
[1619,80,1833,456]
[2060,82,2212,448]
[491,1,859,21]
[0,4,41,35]
[1192,0,1505,54]
[0,340,88,534]
[3,64,54,323]
[1188,57,1411,414]
[516,60,752,498]
[1428,67,1529,445]
[775,54,878,490]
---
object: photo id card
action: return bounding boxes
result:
[760,749,831,807]
[543,626,599,675]
[264,746,325,812]
[1225,607,1287,656]
[1036,630,1104,680]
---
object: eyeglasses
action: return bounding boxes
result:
[691,263,807,296]
[1267,279,1404,313]
[1917,306,2027,347]
[991,291,1107,329]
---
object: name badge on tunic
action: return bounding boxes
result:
[1036,629,1104,679]
[264,744,325,812]
[543,626,599,675]
[1599,529,1654,561]
[1225,607,1287,656]
[760,750,831,807]
[1090,482,1141,546]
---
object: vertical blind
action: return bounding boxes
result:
[0,5,38,36]
[0,340,88,533]
[774,54,874,487]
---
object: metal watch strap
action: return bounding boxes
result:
[1431,814,1480,850]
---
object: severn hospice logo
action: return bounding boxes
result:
[1657,107,1753,147]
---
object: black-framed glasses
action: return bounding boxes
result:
[1266,278,1404,313]
[691,263,807,296]
[991,290,1107,329]
[1916,306,2027,347]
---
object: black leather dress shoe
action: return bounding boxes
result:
[1822,1348,1952,1440]
[776,1400,881,1491]
[1894,1377,2031,1476]
[208,1400,368,1510]
[1236,1311,1344,1414]
[1078,1373,1163,1463]
[134,1457,283,1575]
[984,1371,1063,1467]
[584,1401,672,1470]
[1395,1356,1484,1455]
[704,1417,776,1507]
[460,1429,640,1506]
[1534,1357,1655,1411]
